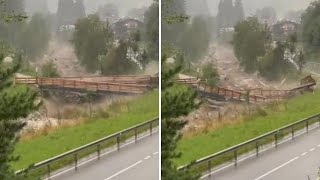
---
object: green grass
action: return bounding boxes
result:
[177,90,320,166]
[14,91,159,170]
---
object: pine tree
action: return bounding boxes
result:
[74,0,86,20]
[161,53,201,180]
[234,0,245,23]
[0,54,39,179]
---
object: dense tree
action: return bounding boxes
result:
[0,8,39,178]
[144,1,159,61]
[99,40,140,75]
[178,16,210,61]
[162,0,188,44]
[162,1,200,179]
[202,63,219,87]
[301,0,320,54]
[41,61,59,77]
[17,13,51,60]
[73,0,86,20]
[72,15,114,72]
[57,0,86,27]
[233,17,270,72]
[234,0,245,23]
[217,0,244,29]
[161,53,200,180]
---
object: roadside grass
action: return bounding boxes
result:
[177,90,320,166]
[13,91,159,170]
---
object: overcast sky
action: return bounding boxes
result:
[203,0,313,18]
[46,0,152,16]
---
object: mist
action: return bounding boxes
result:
[26,0,152,16]
[187,0,313,18]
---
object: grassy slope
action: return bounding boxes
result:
[177,91,320,166]
[14,91,159,170]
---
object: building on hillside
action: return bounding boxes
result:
[272,20,299,41]
[112,18,144,40]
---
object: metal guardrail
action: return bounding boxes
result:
[179,114,320,176]
[17,118,158,179]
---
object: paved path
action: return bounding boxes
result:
[206,128,320,180]
[53,132,159,180]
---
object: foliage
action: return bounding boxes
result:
[144,2,159,61]
[258,34,304,80]
[57,0,86,28]
[99,40,140,75]
[72,15,114,72]
[301,0,320,55]
[162,49,201,179]
[17,13,51,60]
[233,17,270,72]
[0,53,39,179]
[217,0,245,29]
[178,16,210,61]
[40,61,59,78]
[201,63,219,87]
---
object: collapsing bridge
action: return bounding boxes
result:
[177,75,316,104]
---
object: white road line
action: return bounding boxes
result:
[153,152,159,155]
[253,157,299,180]
[200,125,320,179]
[301,152,307,156]
[43,130,159,180]
[144,156,151,160]
[104,160,143,180]
[310,148,315,152]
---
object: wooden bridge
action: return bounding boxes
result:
[177,76,316,104]
[15,75,158,94]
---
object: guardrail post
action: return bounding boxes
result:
[306,121,309,133]
[117,134,121,151]
[256,141,259,157]
[135,128,138,142]
[318,117,320,127]
[74,153,78,171]
[234,150,238,167]
[291,126,294,139]
[150,122,153,135]
[208,161,212,176]
[97,144,101,160]
[47,164,51,180]
[275,133,278,148]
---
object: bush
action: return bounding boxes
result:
[40,61,59,77]
[201,63,219,87]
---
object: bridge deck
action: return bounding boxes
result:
[15,76,158,94]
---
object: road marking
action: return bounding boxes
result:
[42,131,159,180]
[301,152,307,156]
[153,152,159,155]
[318,144,320,147]
[104,160,143,180]
[253,157,299,180]
[144,156,151,160]
[310,148,315,152]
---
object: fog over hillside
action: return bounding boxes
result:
[28,0,152,16]
[188,0,313,18]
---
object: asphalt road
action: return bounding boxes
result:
[206,127,320,180]
[52,132,159,180]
